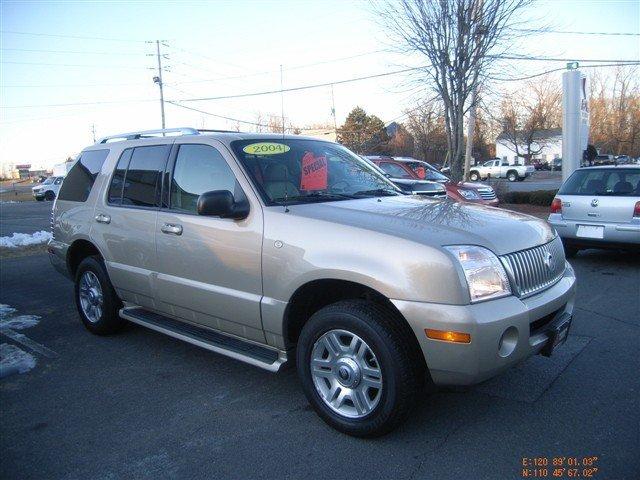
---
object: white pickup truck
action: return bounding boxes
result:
[469,159,534,182]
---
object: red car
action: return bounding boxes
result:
[369,156,499,206]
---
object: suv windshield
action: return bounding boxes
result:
[42,177,55,185]
[231,139,401,205]
[560,168,640,196]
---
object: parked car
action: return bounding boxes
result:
[548,165,640,257]
[50,127,576,437]
[593,154,615,166]
[532,159,550,171]
[550,158,562,171]
[363,156,447,198]
[615,155,632,165]
[469,159,534,182]
[32,175,64,201]
[388,157,499,206]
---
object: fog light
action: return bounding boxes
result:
[498,326,518,357]
[425,329,471,344]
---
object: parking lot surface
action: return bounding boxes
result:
[1,204,639,480]
[0,201,51,236]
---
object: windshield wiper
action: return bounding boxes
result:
[274,192,356,203]
[352,188,401,197]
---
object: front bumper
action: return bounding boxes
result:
[549,214,640,247]
[392,262,576,386]
[33,191,45,198]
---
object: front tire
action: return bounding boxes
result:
[469,171,479,182]
[507,171,518,182]
[74,256,124,335]
[297,300,424,437]
[45,191,55,201]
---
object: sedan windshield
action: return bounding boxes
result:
[231,139,401,205]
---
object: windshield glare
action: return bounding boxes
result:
[231,139,401,205]
[42,177,55,185]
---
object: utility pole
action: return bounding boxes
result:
[330,84,337,135]
[91,124,96,143]
[464,0,483,181]
[153,40,166,129]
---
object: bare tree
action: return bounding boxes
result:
[405,102,449,164]
[377,0,532,181]
[498,76,561,162]
[589,67,640,157]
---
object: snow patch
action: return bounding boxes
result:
[0,304,17,318]
[0,343,37,376]
[0,200,22,204]
[0,230,52,248]
[0,315,40,330]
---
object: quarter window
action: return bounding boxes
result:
[107,149,132,205]
[170,144,239,213]
[57,149,109,202]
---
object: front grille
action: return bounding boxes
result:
[500,236,566,298]
[477,187,496,200]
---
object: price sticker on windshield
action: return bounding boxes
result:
[300,151,328,191]
[243,142,290,155]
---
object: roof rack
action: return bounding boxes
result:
[97,127,200,144]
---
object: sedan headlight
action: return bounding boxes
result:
[445,245,511,302]
[458,189,480,200]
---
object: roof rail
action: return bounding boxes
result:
[97,127,199,144]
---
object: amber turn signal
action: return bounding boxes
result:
[425,329,471,344]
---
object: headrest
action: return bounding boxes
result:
[613,181,633,194]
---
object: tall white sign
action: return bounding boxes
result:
[562,69,589,181]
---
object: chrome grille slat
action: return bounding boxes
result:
[500,237,566,298]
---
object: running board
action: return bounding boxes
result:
[119,307,287,372]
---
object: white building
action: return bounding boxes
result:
[495,128,562,165]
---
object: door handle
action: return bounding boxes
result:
[161,223,183,235]
[95,213,111,224]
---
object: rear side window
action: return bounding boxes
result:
[107,145,170,207]
[57,149,109,202]
[560,169,640,196]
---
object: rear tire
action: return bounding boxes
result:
[507,171,518,182]
[45,191,55,201]
[296,300,424,437]
[74,256,124,335]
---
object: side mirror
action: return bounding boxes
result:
[196,190,249,219]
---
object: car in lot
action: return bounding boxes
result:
[469,159,534,182]
[367,156,498,206]
[548,166,640,257]
[550,158,562,171]
[362,156,447,197]
[49,127,576,437]
[532,159,551,171]
[394,157,499,206]
[32,175,64,201]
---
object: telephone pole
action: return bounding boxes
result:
[153,40,166,129]
[91,124,96,143]
[464,0,483,181]
[330,84,337,134]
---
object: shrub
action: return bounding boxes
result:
[498,189,558,206]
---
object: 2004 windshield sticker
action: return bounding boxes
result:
[243,142,291,155]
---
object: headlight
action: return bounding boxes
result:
[445,245,511,302]
[458,189,480,200]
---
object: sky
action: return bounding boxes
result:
[1,0,639,170]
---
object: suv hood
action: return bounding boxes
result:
[287,196,554,255]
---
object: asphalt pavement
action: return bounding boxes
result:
[0,201,52,236]
[489,171,563,192]
[1,201,639,480]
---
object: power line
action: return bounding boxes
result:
[495,54,640,63]
[513,28,640,37]
[0,98,156,109]
[0,30,149,42]
[173,67,422,102]
[0,47,147,56]
[490,62,640,82]
[1,60,151,69]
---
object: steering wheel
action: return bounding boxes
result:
[331,180,351,192]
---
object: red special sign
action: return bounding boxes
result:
[300,152,328,191]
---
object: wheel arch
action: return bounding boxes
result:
[67,238,105,278]
[283,279,425,369]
